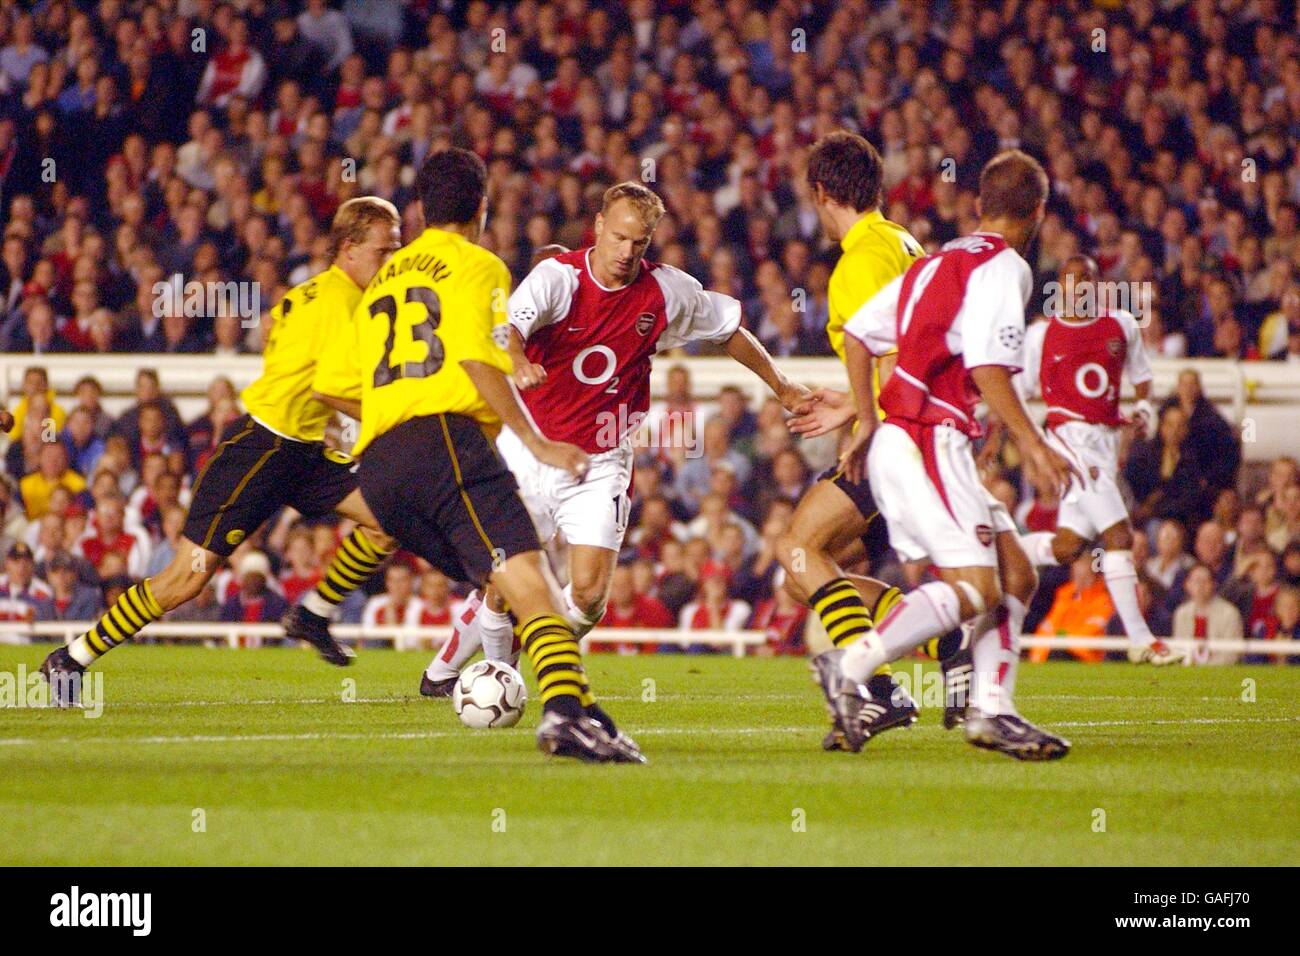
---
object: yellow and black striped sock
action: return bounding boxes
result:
[69,580,163,663]
[869,586,905,679]
[810,577,875,649]
[518,614,587,716]
[312,529,392,610]
[923,630,964,661]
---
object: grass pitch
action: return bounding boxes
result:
[0,644,1296,866]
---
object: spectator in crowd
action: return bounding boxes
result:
[1159,370,1241,495]
[43,551,101,621]
[1265,482,1300,553]
[1031,555,1115,664]
[1231,505,1271,577]
[1127,405,1215,533]
[1257,457,1299,540]
[76,493,149,580]
[677,562,750,652]
[414,570,455,627]
[220,551,289,624]
[1225,549,1283,642]
[19,440,86,520]
[1145,519,1194,591]
[1173,563,1244,666]
[277,528,322,606]
[1258,586,1300,665]
[0,542,52,626]
[61,406,104,478]
[362,561,424,627]
[593,563,673,654]
[749,581,807,655]
[1167,520,1234,612]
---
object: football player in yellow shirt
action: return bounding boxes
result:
[774,132,960,750]
[314,149,643,763]
[41,198,404,703]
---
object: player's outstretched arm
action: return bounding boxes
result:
[970,365,1075,500]
[312,391,362,420]
[786,386,857,437]
[836,335,881,482]
[722,326,811,411]
[461,359,588,480]
[503,326,546,390]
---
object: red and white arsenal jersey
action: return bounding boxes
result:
[508,249,741,453]
[1019,310,1152,429]
[845,232,1032,437]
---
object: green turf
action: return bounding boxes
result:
[0,644,1296,865]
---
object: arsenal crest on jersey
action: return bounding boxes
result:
[635,312,655,336]
[1106,337,1122,356]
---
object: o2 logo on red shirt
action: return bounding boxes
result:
[573,345,619,392]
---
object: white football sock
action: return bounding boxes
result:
[1019,532,1060,567]
[67,637,95,667]
[562,583,602,639]
[425,593,484,681]
[1000,594,1026,702]
[1101,549,1155,646]
[969,595,1025,717]
[478,603,516,664]
[302,590,335,619]
[841,581,962,685]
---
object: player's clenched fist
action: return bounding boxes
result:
[1024,439,1078,500]
[534,438,589,481]
[512,359,547,390]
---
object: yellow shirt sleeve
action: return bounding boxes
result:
[453,255,513,375]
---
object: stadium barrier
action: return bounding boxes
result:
[0,622,1296,660]
[4,355,1299,460]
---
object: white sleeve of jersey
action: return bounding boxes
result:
[653,264,742,351]
[507,257,578,340]
[960,247,1032,372]
[1116,309,1154,386]
[1016,319,1048,400]
[844,273,903,356]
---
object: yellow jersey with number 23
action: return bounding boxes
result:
[346,227,514,456]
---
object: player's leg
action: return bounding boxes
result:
[961,532,1071,761]
[40,536,221,705]
[1020,525,1089,568]
[776,477,917,747]
[41,418,295,704]
[281,447,397,661]
[562,544,617,636]
[1096,520,1180,665]
[361,415,639,762]
[421,586,518,696]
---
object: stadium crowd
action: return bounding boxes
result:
[0,0,1298,660]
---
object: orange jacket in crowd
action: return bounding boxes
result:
[1031,576,1116,663]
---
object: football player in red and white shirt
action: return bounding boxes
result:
[1017,255,1179,666]
[839,150,1076,760]
[421,182,807,693]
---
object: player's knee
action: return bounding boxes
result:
[569,579,608,621]
[1101,524,1133,552]
[773,531,804,573]
[953,578,1000,619]
[361,525,397,554]
[999,552,1037,604]
[1052,533,1087,565]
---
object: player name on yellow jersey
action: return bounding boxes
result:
[343,227,514,457]
[241,265,362,443]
